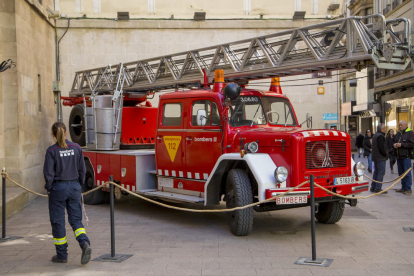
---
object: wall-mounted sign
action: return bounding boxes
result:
[322,113,338,120]
[312,71,332,78]
[360,110,377,118]
[341,101,357,116]
[317,87,325,94]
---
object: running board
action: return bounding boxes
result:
[137,189,204,203]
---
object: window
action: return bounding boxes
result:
[228,96,266,127]
[262,97,297,126]
[191,100,220,126]
[162,103,182,126]
[38,74,41,112]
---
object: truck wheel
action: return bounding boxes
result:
[315,201,344,224]
[69,104,86,146]
[225,169,254,236]
[82,160,104,205]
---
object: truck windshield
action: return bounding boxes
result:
[261,96,297,126]
[228,96,266,127]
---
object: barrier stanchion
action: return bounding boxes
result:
[93,175,133,263]
[295,174,333,267]
[2,168,5,239]
[110,175,115,258]
[0,168,22,243]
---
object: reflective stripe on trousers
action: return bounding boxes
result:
[53,236,67,245]
[74,228,86,238]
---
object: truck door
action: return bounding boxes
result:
[184,99,222,180]
[155,100,186,178]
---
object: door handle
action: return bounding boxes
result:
[157,137,163,140]
[186,137,193,141]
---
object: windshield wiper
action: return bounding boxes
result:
[250,105,261,127]
[284,108,291,127]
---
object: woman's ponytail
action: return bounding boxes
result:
[51,122,68,148]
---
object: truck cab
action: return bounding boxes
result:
[151,72,369,235]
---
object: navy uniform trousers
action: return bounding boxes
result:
[49,180,90,260]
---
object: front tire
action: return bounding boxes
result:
[225,169,254,236]
[82,160,105,205]
[315,201,344,224]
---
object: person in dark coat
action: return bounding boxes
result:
[43,122,92,264]
[355,132,364,158]
[386,129,396,173]
[363,129,373,173]
[370,123,388,193]
[393,120,414,195]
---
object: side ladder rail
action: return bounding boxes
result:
[69,14,412,96]
[112,63,127,148]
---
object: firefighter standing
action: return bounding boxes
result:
[43,122,92,264]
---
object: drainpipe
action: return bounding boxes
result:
[55,18,70,122]
[54,19,62,122]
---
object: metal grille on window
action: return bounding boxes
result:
[305,141,347,169]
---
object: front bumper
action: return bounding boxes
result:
[265,181,369,200]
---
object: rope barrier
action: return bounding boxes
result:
[1,167,412,213]
[363,173,400,184]
[315,167,412,199]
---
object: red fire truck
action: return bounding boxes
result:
[62,15,412,235]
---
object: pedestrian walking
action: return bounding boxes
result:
[43,122,92,264]
[386,129,396,173]
[355,132,364,158]
[363,129,373,173]
[370,123,388,193]
[393,120,414,195]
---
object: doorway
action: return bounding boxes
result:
[397,106,409,127]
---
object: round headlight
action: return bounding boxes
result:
[354,162,365,177]
[274,166,288,182]
[245,142,259,153]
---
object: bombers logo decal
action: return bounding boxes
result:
[194,137,217,142]
[163,136,182,162]
[59,149,74,157]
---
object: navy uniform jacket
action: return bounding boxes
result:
[43,139,86,192]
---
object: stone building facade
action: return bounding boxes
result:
[0,0,56,214]
[374,0,414,132]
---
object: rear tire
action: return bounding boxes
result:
[315,201,344,224]
[225,169,254,236]
[69,104,86,146]
[82,160,105,205]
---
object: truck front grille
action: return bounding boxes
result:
[305,141,347,170]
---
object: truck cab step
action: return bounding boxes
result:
[137,189,204,203]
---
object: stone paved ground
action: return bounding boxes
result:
[0,156,413,276]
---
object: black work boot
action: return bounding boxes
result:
[52,255,67,263]
[81,243,92,265]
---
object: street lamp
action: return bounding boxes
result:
[0,59,16,73]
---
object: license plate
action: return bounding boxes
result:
[158,178,173,188]
[276,195,308,205]
[334,176,356,185]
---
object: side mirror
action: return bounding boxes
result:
[197,110,207,126]
[306,113,313,129]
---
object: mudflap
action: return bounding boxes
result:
[348,198,357,207]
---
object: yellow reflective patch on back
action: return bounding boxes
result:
[163,136,182,162]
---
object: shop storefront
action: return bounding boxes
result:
[385,96,414,132]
